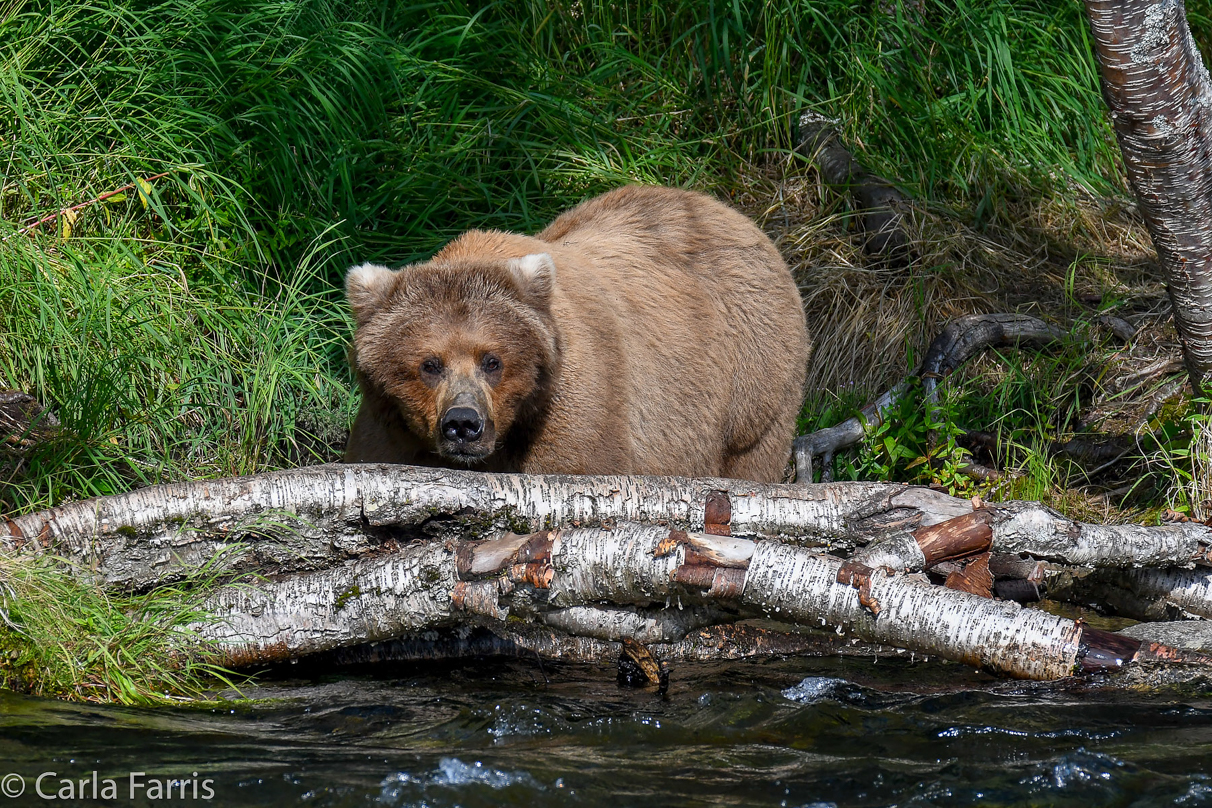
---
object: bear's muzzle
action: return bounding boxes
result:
[435,386,496,462]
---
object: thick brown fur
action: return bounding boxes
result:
[344,185,810,483]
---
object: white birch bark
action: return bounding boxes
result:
[8,465,1207,594]
[193,523,1160,680]
[2,464,969,588]
[536,605,732,643]
[202,542,457,665]
[1119,567,1212,619]
[741,544,1081,680]
[1083,0,1212,390]
[990,501,1211,567]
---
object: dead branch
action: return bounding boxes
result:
[850,502,1210,572]
[1119,620,1212,652]
[8,465,1204,591]
[856,506,1212,620]
[796,112,912,263]
[1065,566,1212,621]
[794,314,1069,481]
[918,314,1068,403]
[6,172,171,240]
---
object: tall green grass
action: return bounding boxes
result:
[2,0,1204,514]
[0,551,242,703]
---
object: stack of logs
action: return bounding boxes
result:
[5,464,1212,683]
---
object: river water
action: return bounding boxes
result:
[1,654,1210,807]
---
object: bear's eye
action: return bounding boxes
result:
[420,358,443,377]
[481,354,502,374]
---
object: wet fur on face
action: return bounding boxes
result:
[348,258,559,464]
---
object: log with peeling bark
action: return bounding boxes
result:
[196,521,1209,679]
[1,464,974,588]
[852,502,1212,571]
[6,465,1206,585]
[6,464,1212,680]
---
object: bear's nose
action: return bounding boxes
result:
[441,407,484,442]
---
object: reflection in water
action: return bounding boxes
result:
[1,656,1211,807]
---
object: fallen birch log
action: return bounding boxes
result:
[849,503,1212,571]
[6,465,1212,680]
[859,511,1212,621]
[313,621,860,667]
[198,522,1208,679]
[5,465,1207,592]
[1054,566,1212,622]
[3,464,975,588]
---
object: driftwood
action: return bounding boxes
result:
[1043,565,1212,622]
[5,464,1212,682]
[5,465,1207,583]
[794,314,1069,481]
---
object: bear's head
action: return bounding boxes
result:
[346,253,559,464]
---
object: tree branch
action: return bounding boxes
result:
[796,112,912,263]
[6,172,171,240]
[794,314,1070,481]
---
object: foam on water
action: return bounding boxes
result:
[781,676,847,704]
[379,757,542,803]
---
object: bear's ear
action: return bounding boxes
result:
[346,263,396,326]
[507,253,556,309]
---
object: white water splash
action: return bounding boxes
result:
[781,676,847,704]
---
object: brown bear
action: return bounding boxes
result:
[343,185,809,482]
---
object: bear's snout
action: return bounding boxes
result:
[441,407,484,443]
[434,385,497,462]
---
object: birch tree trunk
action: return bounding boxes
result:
[1083,0,1212,390]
